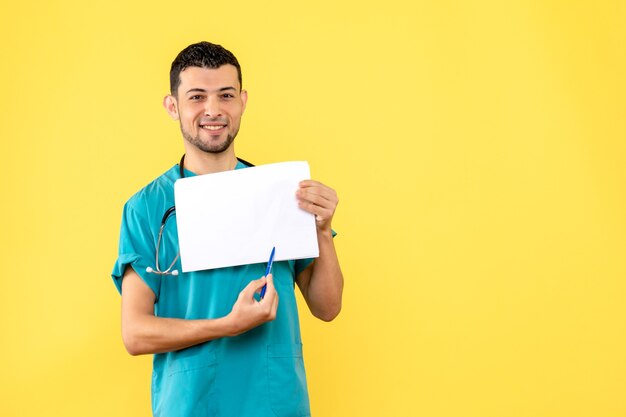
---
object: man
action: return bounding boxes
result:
[111,41,343,417]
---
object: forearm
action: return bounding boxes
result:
[121,268,278,355]
[122,313,235,355]
[295,179,343,320]
[304,229,344,321]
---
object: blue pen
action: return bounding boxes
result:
[260,247,275,299]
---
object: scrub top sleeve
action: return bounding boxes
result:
[111,202,161,300]
[294,228,337,276]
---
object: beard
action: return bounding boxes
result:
[180,123,238,154]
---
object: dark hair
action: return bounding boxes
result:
[169,41,242,95]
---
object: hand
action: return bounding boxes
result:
[227,274,279,336]
[296,180,338,234]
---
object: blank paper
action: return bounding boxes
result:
[174,161,319,272]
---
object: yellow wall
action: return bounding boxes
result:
[1,1,625,416]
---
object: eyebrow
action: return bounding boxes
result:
[185,86,237,95]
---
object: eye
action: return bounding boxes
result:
[190,95,202,100]
[221,93,235,99]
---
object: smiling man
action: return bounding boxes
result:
[111,42,343,417]
[166,65,245,157]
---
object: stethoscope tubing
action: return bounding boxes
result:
[146,154,254,277]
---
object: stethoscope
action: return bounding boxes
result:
[146,154,254,276]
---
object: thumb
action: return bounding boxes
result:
[260,274,275,298]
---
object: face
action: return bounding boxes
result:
[164,65,247,154]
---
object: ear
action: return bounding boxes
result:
[163,95,179,120]
[240,89,248,114]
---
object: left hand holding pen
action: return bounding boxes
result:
[296,180,338,234]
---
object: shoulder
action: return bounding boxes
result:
[124,165,179,218]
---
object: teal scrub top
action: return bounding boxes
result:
[112,162,313,417]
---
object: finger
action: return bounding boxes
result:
[243,276,267,297]
[297,193,338,213]
[260,274,277,303]
[264,274,276,295]
[297,190,336,209]
[299,180,333,192]
[298,200,333,220]
[265,274,279,310]
[299,180,323,188]
[298,183,337,202]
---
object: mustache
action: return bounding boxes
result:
[199,117,228,124]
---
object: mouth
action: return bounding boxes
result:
[200,124,227,131]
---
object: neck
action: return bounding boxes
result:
[182,146,238,175]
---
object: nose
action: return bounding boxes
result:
[204,95,222,118]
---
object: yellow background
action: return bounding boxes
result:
[1,1,625,416]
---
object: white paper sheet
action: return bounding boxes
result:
[174,161,319,272]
